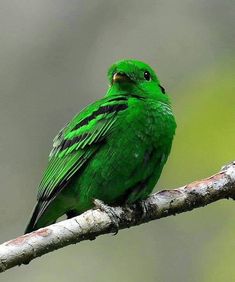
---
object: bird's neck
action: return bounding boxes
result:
[106,84,142,97]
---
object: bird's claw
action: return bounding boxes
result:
[93,199,120,235]
[138,200,148,218]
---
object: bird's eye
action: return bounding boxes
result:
[159,84,166,94]
[144,71,151,81]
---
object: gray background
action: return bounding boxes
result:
[0,1,234,281]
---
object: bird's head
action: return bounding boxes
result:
[107,59,169,103]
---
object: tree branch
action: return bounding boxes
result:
[0,162,234,273]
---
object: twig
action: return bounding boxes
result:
[0,161,234,273]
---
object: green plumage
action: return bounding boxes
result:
[25,59,176,233]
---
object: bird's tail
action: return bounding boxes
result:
[24,203,41,234]
[25,201,54,234]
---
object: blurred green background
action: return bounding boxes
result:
[0,1,234,281]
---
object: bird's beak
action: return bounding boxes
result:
[112,72,131,84]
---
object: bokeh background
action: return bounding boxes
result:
[0,1,234,281]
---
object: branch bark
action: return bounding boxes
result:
[0,161,235,273]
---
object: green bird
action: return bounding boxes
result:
[25,59,176,233]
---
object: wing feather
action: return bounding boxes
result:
[34,96,128,223]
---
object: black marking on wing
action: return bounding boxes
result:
[60,133,90,150]
[40,180,68,202]
[108,96,128,102]
[72,103,128,131]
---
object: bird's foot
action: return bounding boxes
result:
[93,199,120,235]
[137,200,148,219]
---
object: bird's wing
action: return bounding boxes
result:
[35,95,128,221]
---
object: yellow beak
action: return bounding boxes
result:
[112,72,131,84]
